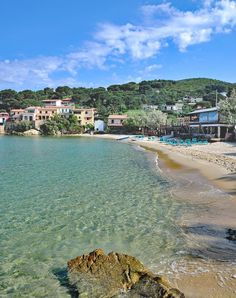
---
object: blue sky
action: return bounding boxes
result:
[0,0,236,90]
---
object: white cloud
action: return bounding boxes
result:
[0,56,63,88]
[97,0,236,54]
[0,0,236,89]
[144,64,163,73]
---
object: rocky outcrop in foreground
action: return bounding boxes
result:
[67,249,184,297]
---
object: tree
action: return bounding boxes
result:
[219,89,236,125]
[55,86,73,97]
[40,114,82,135]
[124,110,148,131]
[146,110,167,130]
[18,90,37,100]
[40,121,59,135]
[6,121,34,133]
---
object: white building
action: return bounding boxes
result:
[142,104,159,110]
[42,99,63,107]
[183,96,203,103]
[22,107,38,121]
[161,102,183,112]
[94,120,105,132]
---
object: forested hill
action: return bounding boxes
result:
[0,78,235,117]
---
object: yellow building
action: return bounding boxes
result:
[73,108,96,126]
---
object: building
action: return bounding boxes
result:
[161,102,183,112]
[176,116,190,126]
[10,105,74,129]
[183,96,203,103]
[94,120,105,132]
[0,112,9,133]
[42,98,74,107]
[107,115,128,127]
[34,106,73,128]
[73,108,96,126]
[142,104,159,110]
[42,99,63,107]
[0,112,9,124]
[10,109,25,120]
[22,107,38,121]
[61,97,73,106]
[188,107,233,139]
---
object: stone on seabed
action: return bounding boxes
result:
[67,249,185,298]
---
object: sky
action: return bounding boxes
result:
[0,0,236,90]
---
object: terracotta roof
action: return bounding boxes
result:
[108,114,128,119]
[25,106,40,110]
[11,109,25,112]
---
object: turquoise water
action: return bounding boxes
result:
[0,136,186,297]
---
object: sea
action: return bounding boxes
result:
[0,136,235,297]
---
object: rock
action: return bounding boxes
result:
[67,249,184,298]
[23,129,40,136]
[226,229,236,241]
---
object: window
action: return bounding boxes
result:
[111,119,114,124]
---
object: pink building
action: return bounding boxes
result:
[107,115,128,127]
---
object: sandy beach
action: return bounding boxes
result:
[83,134,236,297]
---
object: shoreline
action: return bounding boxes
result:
[136,141,236,200]
[81,133,236,198]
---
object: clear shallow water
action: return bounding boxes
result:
[0,136,188,296]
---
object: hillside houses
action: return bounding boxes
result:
[5,99,97,131]
[161,101,184,113]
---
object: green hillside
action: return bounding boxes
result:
[0,78,235,118]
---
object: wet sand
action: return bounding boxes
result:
[136,140,236,199]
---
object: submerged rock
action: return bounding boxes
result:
[226,229,236,241]
[67,249,184,298]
